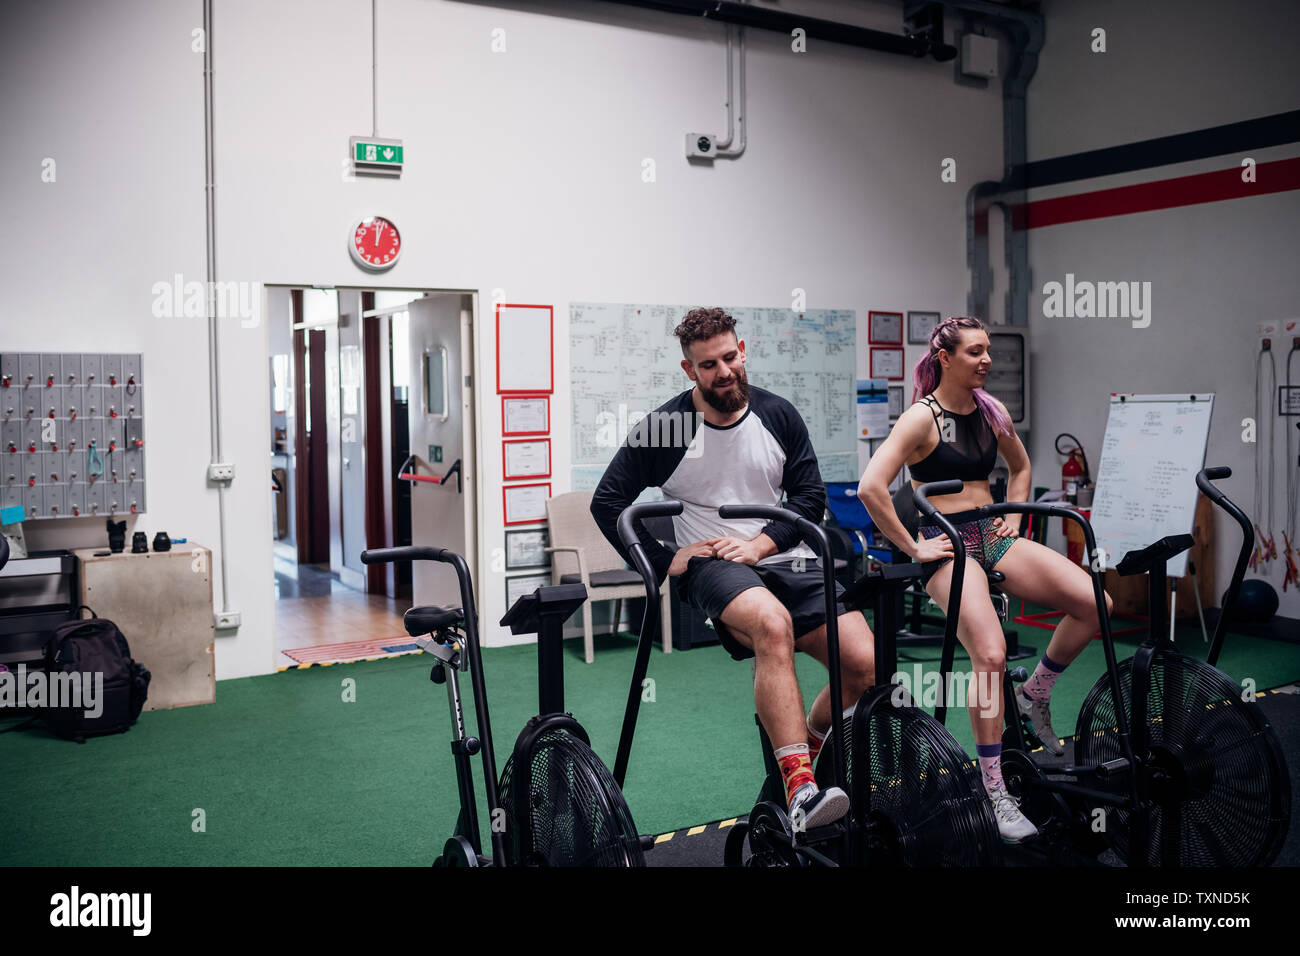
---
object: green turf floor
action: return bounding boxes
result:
[1,607,1296,866]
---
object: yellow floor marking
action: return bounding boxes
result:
[687,825,706,836]
[718,818,737,828]
[655,832,674,844]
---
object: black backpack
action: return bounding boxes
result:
[41,609,151,743]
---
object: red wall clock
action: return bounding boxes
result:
[349,216,402,271]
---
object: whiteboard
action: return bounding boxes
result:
[1088,394,1214,578]
[569,303,859,482]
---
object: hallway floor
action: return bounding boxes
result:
[274,561,412,667]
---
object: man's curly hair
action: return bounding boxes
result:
[673,307,737,358]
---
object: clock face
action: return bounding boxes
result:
[349,216,402,271]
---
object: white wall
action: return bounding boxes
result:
[1026,0,1300,617]
[3,0,1007,671]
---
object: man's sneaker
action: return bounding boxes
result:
[1015,684,1065,755]
[787,783,849,830]
[988,787,1038,844]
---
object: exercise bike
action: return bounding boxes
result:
[360,545,645,867]
[919,467,1291,867]
[612,500,1000,867]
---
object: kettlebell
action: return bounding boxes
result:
[153,531,171,552]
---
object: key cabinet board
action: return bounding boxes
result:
[0,352,146,520]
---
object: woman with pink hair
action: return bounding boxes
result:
[856,316,1113,844]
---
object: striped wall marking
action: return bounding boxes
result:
[1010,156,1300,230]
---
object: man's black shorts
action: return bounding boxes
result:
[677,557,847,662]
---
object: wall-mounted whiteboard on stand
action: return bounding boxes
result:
[496,304,553,393]
[1089,394,1214,578]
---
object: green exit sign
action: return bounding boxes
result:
[350,136,403,178]
[354,141,403,164]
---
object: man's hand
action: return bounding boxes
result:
[668,539,720,577]
[712,534,776,566]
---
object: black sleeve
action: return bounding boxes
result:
[760,402,827,552]
[590,442,678,584]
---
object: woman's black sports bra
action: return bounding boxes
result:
[907,395,998,483]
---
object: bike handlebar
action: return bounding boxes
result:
[616,500,684,554]
[361,546,452,565]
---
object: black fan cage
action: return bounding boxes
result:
[1075,648,1291,867]
[818,687,1001,866]
[499,726,645,867]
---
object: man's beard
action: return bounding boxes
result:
[700,367,751,413]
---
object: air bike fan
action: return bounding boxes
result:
[360,547,645,867]
[1072,468,1290,867]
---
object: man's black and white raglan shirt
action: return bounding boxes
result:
[591,386,826,582]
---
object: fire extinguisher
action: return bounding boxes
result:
[1056,434,1093,565]
[1062,449,1084,502]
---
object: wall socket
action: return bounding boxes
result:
[208,463,235,481]
[215,610,241,629]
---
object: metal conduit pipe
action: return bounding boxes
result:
[203,0,232,616]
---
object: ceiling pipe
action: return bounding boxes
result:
[594,0,958,60]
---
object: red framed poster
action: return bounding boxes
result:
[502,481,551,526]
[502,438,551,481]
[501,394,550,436]
[496,303,554,394]
[869,346,905,380]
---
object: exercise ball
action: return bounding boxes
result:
[1225,579,1279,623]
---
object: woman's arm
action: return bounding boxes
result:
[857,405,934,559]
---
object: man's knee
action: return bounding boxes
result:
[838,615,876,689]
[749,606,794,657]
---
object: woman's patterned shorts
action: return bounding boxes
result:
[916,507,1018,587]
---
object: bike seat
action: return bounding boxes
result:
[987,570,1005,585]
[404,604,463,637]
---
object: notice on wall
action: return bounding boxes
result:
[1088,394,1213,578]
[856,378,890,439]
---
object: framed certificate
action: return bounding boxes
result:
[888,384,904,419]
[502,395,550,435]
[503,482,551,525]
[502,438,551,480]
[868,311,903,345]
[908,311,941,345]
[496,304,553,394]
[869,347,905,380]
[505,528,551,570]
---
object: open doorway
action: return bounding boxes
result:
[267,286,478,667]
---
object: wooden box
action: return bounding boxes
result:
[74,546,215,710]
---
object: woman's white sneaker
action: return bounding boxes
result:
[1015,684,1066,755]
[988,787,1038,843]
